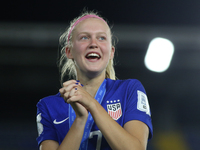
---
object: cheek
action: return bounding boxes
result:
[72,43,85,56]
[73,40,89,50]
[103,44,112,55]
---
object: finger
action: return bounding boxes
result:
[60,80,83,102]
[59,88,64,94]
[64,91,71,102]
[63,86,80,102]
[76,81,84,87]
[69,87,78,98]
[59,87,70,98]
[61,83,78,95]
[60,80,76,96]
[62,80,77,87]
[59,87,68,95]
[67,94,83,103]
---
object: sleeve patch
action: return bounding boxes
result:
[36,113,43,136]
[137,90,151,116]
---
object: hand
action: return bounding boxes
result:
[59,80,88,119]
[59,80,79,101]
[65,83,95,112]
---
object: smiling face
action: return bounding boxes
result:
[66,18,115,78]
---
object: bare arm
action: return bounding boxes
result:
[39,106,87,150]
[89,100,149,150]
[68,86,149,150]
[39,118,86,150]
[40,81,88,150]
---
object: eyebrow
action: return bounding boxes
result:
[77,32,109,40]
[77,31,108,35]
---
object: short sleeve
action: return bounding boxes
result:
[36,99,58,146]
[124,79,153,140]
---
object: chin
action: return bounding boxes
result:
[85,69,106,78]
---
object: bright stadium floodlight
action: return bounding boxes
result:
[144,37,174,73]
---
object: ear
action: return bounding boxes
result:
[110,46,115,60]
[65,47,73,59]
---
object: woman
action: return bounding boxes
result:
[36,11,153,150]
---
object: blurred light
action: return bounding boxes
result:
[144,37,174,72]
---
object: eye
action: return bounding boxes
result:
[98,36,106,41]
[80,36,88,40]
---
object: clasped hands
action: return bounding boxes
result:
[59,80,94,118]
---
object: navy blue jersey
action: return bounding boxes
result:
[36,78,153,150]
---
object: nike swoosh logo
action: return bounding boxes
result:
[53,117,69,124]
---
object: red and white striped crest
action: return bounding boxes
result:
[107,102,122,120]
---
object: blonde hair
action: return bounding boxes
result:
[59,10,116,84]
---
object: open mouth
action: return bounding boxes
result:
[85,53,101,60]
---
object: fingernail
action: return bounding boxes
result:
[75,88,77,90]
[81,84,84,87]
[75,82,79,85]
[76,80,80,82]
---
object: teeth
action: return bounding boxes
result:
[87,53,100,58]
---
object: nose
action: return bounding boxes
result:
[89,37,98,49]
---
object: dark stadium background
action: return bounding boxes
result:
[1,0,200,149]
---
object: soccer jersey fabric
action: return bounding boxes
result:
[36,78,153,150]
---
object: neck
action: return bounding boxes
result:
[77,72,106,98]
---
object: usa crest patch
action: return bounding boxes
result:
[107,100,122,120]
